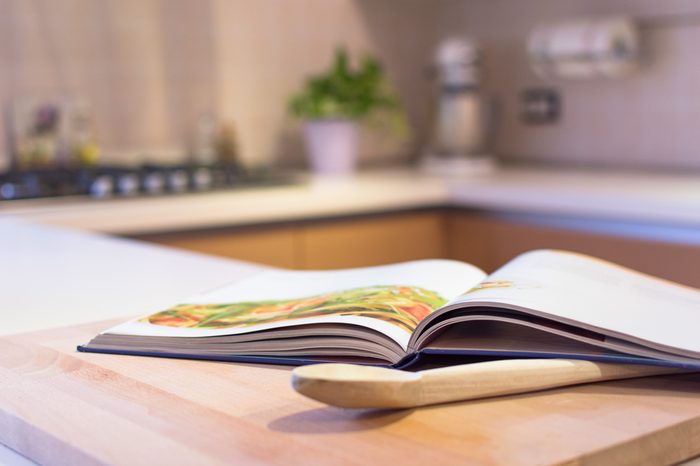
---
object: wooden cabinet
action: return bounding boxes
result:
[447,211,700,288]
[134,211,446,270]
[134,226,299,268]
[445,211,499,272]
[134,209,700,287]
[300,212,445,269]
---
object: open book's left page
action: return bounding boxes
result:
[103,259,486,350]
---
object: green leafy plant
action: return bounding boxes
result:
[288,48,406,131]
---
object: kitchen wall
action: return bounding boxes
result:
[436,0,700,171]
[0,0,436,171]
[211,0,437,168]
[5,0,700,173]
[0,0,215,170]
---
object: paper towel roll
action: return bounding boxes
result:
[528,17,640,79]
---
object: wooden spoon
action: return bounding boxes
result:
[292,359,684,409]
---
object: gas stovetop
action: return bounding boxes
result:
[0,164,297,201]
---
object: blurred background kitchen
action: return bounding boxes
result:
[3,0,700,287]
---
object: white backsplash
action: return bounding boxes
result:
[437,0,700,171]
[0,0,436,170]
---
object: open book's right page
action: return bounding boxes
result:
[448,250,700,357]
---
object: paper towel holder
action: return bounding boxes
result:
[527,16,641,79]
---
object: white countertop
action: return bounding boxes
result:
[2,166,700,236]
[447,168,700,228]
[0,219,267,336]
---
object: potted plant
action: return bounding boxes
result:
[288,48,405,176]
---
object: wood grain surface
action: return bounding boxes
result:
[447,211,700,286]
[3,319,700,466]
[137,211,446,270]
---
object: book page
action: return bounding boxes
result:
[104,259,486,350]
[446,249,700,356]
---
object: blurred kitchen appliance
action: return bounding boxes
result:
[0,164,296,201]
[0,104,298,201]
[421,38,495,176]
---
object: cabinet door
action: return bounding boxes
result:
[136,227,299,268]
[447,211,700,287]
[490,219,700,287]
[300,212,446,269]
[446,211,499,272]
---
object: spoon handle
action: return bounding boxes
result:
[415,359,683,406]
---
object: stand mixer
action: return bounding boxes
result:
[421,38,495,176]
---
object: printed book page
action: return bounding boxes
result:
[445,249,700,356]
[103,259,486,350]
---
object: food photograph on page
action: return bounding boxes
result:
[144,285,447,333]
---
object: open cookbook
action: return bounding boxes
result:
[78,250,700,370]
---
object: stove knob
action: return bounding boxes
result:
[142,172,165,194]
[89,175,114,198]
[167,169,188,193]
[116,173,139,196]
[191,167,213,190]
[0,182,18,200]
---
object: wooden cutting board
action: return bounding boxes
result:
[3,319,700,466]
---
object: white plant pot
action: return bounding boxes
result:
[303,120,359,176]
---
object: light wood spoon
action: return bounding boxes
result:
[292,359,685,409]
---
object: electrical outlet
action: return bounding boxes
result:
[520,88,560,124]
